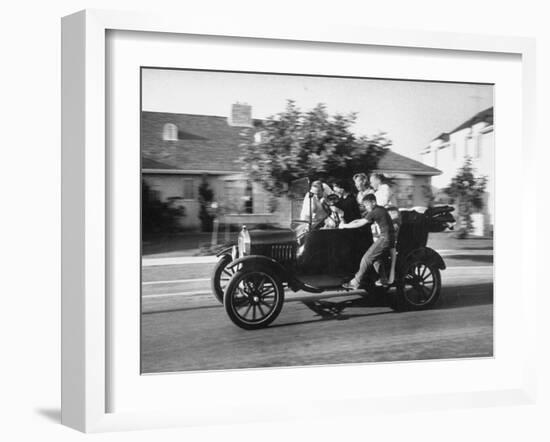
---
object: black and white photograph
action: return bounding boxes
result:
[140,67,494,374]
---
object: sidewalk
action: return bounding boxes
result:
[142,232,493,267]
[142,231,493,261]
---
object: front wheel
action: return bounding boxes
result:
[224,268,284,330]
[391,260,441,311]
[211,255,236,304]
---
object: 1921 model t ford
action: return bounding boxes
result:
[211,181,455,330]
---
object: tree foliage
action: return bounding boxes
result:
[239,101,391,196]
[444,157,488,238]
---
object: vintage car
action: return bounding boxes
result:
[211,191,455,330]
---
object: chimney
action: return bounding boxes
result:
[228,102,252,127]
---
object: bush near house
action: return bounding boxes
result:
[142,180,186,236]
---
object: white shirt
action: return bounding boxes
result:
[300,194,328,225]
[375,183,394,207]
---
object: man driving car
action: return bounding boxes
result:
[299,180,333,227]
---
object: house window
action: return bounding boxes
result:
[163,123,178,141]
[182,179,195,200]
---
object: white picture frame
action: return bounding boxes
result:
[61,9,537,433]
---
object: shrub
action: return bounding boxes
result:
[142,180,186,236]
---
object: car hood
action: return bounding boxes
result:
[248,228,296,245]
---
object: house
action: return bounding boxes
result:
[142,103,442,231]
[372,150,441,208]
[141,104,292,230]
[419,107,494,235]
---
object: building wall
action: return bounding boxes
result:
[143,174,204,229]
[382,173,434,208]
[145,172,436,230]
[420,123,494,233]
[143,173,292,230]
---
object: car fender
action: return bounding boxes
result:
[227,255,289,281]
[215,245,235,258]
[400,246,446,270]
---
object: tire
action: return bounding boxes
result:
[223,268,284,330]
[391,259,441,311]
[211,255,237,304]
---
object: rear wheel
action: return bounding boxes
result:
[391,260,441,311]
[224,268,284,330]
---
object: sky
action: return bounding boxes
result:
[142,68,494,160]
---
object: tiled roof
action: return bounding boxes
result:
[141,111,258,173]
[449,106,493,135]
[142,156,178,170]
[142,111,440,176]
[375,150,441,175]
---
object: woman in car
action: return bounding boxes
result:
[369,173,396,208]
[332,178,361,224]
[352,173,375,216]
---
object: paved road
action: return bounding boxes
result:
[141,251,493,373]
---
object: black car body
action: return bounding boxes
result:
[212,203,455,329]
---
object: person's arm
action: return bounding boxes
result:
[339,218,369,229]
[300,194,310,220]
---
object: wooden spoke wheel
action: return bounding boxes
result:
[393,260,441,311]
[211,255,240,304]
[223,269,284,330]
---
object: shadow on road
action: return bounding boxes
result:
[436,282,493,310]
[269,295,394,329]
[142,282,493,322]
[445,254,493,264]
[269,282,493,329]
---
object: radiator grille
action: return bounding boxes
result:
[270,244,295,262]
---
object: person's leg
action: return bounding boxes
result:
[373,259,386,281]
[348,239,386,287]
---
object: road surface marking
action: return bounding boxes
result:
[143,278,210,286]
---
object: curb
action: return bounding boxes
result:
[142,255,219,267]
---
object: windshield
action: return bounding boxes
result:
[288,177,310,199]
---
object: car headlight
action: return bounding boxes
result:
[238,226,251,256]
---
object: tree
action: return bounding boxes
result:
[239,101,391,196]
[198,177,215,232]
[444,157,488,238]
